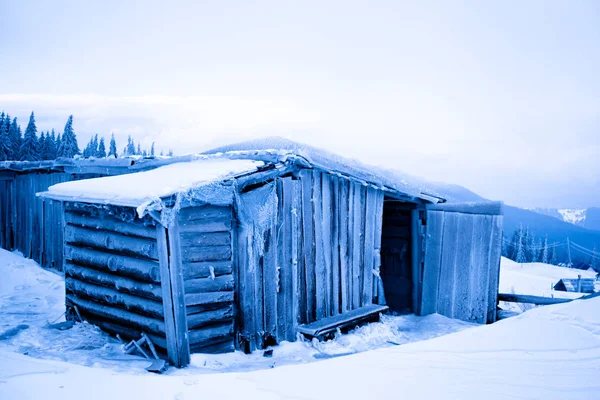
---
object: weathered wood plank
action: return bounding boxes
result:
[291,178,303,327]
[497,293,573,305]
[420,211,445,315]
[65,225,159,260]
[181,245,232,263]
[452,213,475,321]
[362,187,377,307]
[184,275,234,294]
[65,277,164,318]
[487,215,503,323]
[437,212,460,318]
[263,201,279,342]
[156,225,180,365]
[350,183,363,310]
[339,178,350,312]
[297,304,389,339]
[67,295,166,335]
[321,174,333,316]
[185,291,234,307]
[166,219,191,367]
[301,170,316,323]
[372,191,384,304]
[65,212,157,239]
[180,231,230,248]
[178,218,231,233]
[182,260,232,280]
[313,172,327,320]
[467,215,492,323]
[282,178,297,340]
[237,224,256,351]
[178,206,231,224]
[65,263,162,300]
[187,322,234,345]
[187,306,234,330]
[65,245,161,283]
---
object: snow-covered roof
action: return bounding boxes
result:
[41,158,264,213]
[204,137,441,203]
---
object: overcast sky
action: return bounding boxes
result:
[1,1,599,208]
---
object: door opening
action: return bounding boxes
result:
[380,198,416,313]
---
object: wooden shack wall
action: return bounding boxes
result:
[236,170,385,352]
[420,210,503,324]
[0,172,72,267]
[177,205,235,354]
[61,202,169,350]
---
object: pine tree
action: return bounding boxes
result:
[58,115,80,158]
[160,150,164,156]
[514,224,526,263]
[19,112,41,161]
[39,131,47,160]
[47,129,58,159]
[0,122,8,161]
[55,132,62,157]
[108,134,118,158]
[150,142,155,157]
[540,236,549,264]
[92,134,99,156]
[549,245,558,266]
[136,143,141,156]
[97,137,106,158]
[8,116,21,160]
[168,149,173,157]
[125,136,136,156]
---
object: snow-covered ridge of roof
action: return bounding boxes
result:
[41,158,265,212]
[203,137,441,202]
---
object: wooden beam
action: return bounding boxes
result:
[497,293,573,305]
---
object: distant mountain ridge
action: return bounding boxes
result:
[529,207,600,231]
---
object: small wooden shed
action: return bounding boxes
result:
[40,141,503,367]
[554,278,595,294]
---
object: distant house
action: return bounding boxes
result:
[30,138,503,367]
[553,277,595,294]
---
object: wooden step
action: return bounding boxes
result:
[297,304,389,339]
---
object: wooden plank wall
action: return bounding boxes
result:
[420,210,503,323]
[0,171,72,268]
[61,202,169,350]
[236,170,385,352]
[178,205,235,354]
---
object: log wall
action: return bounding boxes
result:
[236,170,385,352]
[62,202,168,350]
[178,205,235,354]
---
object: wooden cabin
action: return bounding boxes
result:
[554,277,595,294]
[38,141,503,368]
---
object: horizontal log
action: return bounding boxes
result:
[178,206,231,224]
[66,277,164,318]
[497,293,574,305]
[66,212,156,239]
[65,263,162,300]
[190,337,234,354]
[82,313,168,350]
[180,231,230,248]
[187,306,234,330]
[67,295,165,335]
[65,246,161,283]
[65,225,159,260]
[184,275,234,294]
[182,260,232,280]
[185,291,234,307]
[178,218,231,234]
[187,322,233,345]
[181,245,231,263]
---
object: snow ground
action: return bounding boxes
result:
[499,256,599,313]
[1,250,599,399]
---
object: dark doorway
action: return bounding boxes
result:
[380,199,416,313]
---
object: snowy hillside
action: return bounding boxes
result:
[1,251,600,399]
